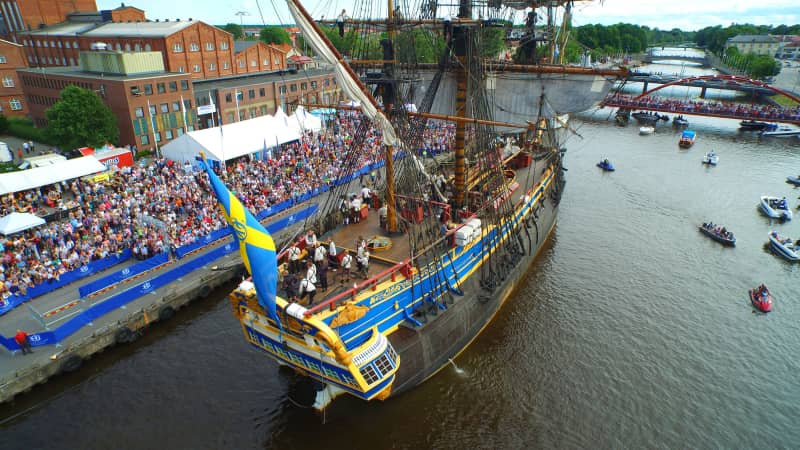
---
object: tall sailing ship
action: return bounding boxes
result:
[202,0,625,410]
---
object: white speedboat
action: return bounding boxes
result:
[768,231,800,261]
[760,196,793,220]
[702,151,718,165]
[639,126,654,135]
[761,126,800,137]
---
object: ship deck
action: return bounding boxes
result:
[298,151,554,309]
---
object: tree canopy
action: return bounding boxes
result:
[45,85,119,151]
[221,23,244,40]
[260,26,291,45]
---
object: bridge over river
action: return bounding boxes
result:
[641,49,709,66]
[602,75,800,125]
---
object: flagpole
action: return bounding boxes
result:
[147,100,160,158]
[180,95,188,133]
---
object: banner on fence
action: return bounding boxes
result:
[78,251,169,298]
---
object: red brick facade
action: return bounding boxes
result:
[0,38,27,117]
[18,21,287,81]
[0,0,97,33]
[19,68,195,151]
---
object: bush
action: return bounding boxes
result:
[0,114,8,134]
[6,117,55,145]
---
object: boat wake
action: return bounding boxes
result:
[448,358,466,376]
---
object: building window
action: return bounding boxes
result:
[279,86,286,94]
[172,101,180,111]
[165,129,173,140]
[27,56,32,63]
[135,107,144,117]
[10,99,21,110]
[2,77,13,87]
[149,105,156,115]
[172,43,182,52]
[145,44,151,51]
[209,63,216,71]
[125,43,131,51]
[301,82,307,91]
[154,131,161,142]
[263,58,269,65]
[178,66,185,73]
[183,99,192,109]
[65,42,70,49]
[259,88,265,97]
[226,112,234,122]
[169,81,177,92]
[160,103,169,113]
[134,43,141,51]
[274,58,280,65]
[225,93,232,103]
[221,41,229,50]
[0,56,6,64]
[157,83,165,93]
[141,135,149,145]
[324,79,330,86]
[238,110,246,121]
[43,41,48,48]
[181,80,189,90]
[311,81,317,89]
[223,62,230,69]
[144,84,153,95]
[260,105,267,115]
[249,107,257,118]
[115,43,120,50]
[238,60,245,68]
[48,57,53,64]
[250,60,256,67]
[290,84,297,92]
[193,65,201,72]
[69,58,75,66]
[61,57,66,65]
[177,128,184,137]
[189,43,199,52]
[205,42,214,51]
[248,89,255,99]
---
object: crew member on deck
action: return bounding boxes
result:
[337,9,347,37]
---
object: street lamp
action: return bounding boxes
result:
[235,90,243,122]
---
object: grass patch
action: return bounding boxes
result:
[772,94,800,107]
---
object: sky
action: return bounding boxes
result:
[98,0,800,32]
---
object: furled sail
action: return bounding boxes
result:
[286,0,400,146]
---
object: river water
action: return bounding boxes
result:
[2,59,800,448]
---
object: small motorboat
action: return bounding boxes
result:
[760,196,793,220]
[786,175,800,186]
[761,126,800,137]
[767,231,800,261]
[740,120,778,131]
[632,111,661,124]
[639,125,655,135]
[597,159,615,171]
[749,285,773,313]
[701,151,718,165]
[673,115,689,127]
[699,222,735,246]
[678,130,696,148]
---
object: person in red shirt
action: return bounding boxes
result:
[14,329,33,355]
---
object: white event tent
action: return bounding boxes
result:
[0,212,46,235]
[0,156,107,196]
[161,107,321,163]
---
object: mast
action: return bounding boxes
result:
[384,0,398,233]
[451,0,472,209]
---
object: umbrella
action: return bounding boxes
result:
[0,212,46,235]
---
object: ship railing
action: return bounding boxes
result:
[303,258,414,318]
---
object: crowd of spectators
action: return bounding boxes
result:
[0,114,457,302]
[608,94,800,121]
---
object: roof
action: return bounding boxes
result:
[192,67,333,90]
[18,66,187,82]
[0,156,106,196]
[113,4,144,12]
[234,40,259,53]
[23,20,200,38]
[728,35,778,44]
[289,55,313,63]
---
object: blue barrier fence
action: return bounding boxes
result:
[0,249,132,317]
[0,161,363,351]
[78,252,170,298]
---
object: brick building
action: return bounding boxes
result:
[19,50,195,150]
[17,19,288,81]
[0,0,97,35]
[192,68,340,128]
[0,37,27,116]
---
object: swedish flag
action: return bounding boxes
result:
[199,155,279,323]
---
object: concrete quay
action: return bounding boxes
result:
[0,202,310,404]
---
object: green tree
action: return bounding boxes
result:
[0,114,8,134]
[259,26,291,45]
[221,23,244,40]
[749,55,780,80]
[45,85,118,151]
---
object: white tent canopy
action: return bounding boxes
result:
[161,113,303,163]
[0,156,106,196]
[288,105,322,132]
[0,212,46,235]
